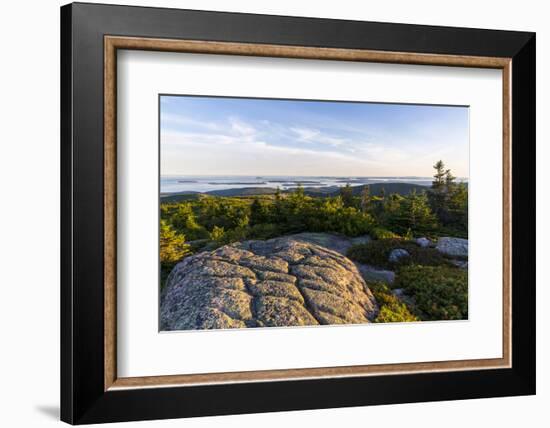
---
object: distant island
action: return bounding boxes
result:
[160,182,429,202]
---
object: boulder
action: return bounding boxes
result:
[450,260,469,269]
[161,237,378,331]
[436,237,468,258]
[356,264,395,284]
[415,237,431,248]
[388,248,410,263]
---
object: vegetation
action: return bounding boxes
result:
[161,186,377,251]
[160,220,191,285]
[159,160,469,321]
[347,239,451,270]
[394,265,468,321]
[427,160,468,237]
[369,282,419,323]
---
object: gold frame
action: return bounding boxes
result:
[104,36,512,391]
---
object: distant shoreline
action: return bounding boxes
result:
[160,175,468,196]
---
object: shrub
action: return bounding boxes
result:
[160,220,190,265]
[394,265,468,321]
[160,220,191,289]
[347,239,450,270]
[209,225,226,242]
[369,282,418,323]
[371,227,400,240]
[248,223,282,240]
[170,203,209,240]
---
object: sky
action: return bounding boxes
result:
[160,95,469,177]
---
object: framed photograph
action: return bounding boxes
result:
[61,2,535,424]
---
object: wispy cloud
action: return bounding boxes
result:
[290,127,345,147]
[160,96,469,177]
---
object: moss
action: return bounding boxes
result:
[347,238,451,270]
[394,265,468,321]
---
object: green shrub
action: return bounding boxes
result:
[369,282,418,323]
[394,265,468,321]
[347,239,450,270]
[371,227,400,240]
[160,220,190,264]
[248,223,283,240]
[160,220,191,289]
[209,225,226,242]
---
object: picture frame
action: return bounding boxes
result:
[60,2,535,424]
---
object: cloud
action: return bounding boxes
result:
[229,117,257,136]
[290,127,345,147]
[161,113,222,132]
[160,128,418,177]
[160,109,469,177]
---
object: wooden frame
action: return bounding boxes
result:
[62,2,535,424]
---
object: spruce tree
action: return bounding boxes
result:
[360,185,371,213]
[432,160,447,191]
[445,169,457,192]
[340,183,354,208]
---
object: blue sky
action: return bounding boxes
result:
[160,95,469,177]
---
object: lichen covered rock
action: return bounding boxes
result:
[161,237,378,330]
[436,237,468,258]
[388,248,410,263]
[415,237,431,248]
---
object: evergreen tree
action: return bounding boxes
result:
[273,186,284,221]
[171,203,208,240]
[293,183,305,200]
[403,191,438,233]
[249,198,266,226]
[340,183,354,208]
[160,220,190,265]
[274,186,281,201]
[429,160,449,222]
[360,185,371,213]
[445,169,456,189]
[432,160,447,191]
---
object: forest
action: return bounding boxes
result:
[160,161,468,323]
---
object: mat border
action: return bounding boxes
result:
[104,35,512,391]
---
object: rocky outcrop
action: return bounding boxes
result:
[161,237,378,331]
[436,237,468,258]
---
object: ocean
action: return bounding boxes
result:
[160,175,467,194]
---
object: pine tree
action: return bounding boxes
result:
[432,160,447,191]
[250,198,268,226]
[360,185,371,213]
[293,183,305,199]
[429,160,449,222]
[274,186,281,201]
[445,169,457,192]
[340,183,354,207]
